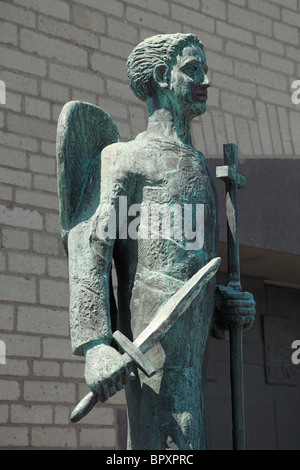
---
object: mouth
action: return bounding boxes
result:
[192,87,208,101]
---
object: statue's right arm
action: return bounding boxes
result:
[67,143,133,401]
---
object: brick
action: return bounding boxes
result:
[2,228,30,250]
[62,362,84,379]
[72,4,106,33]
[0,2,35,28]
[1,304,14,331]
[45,212,60,234]
[33,361,60,378]
[32,233,59,255]
[15,189,58,211]
[24,380,75,403]
[33,174,57,193]
[49,63,104,95]
[100,36,137,60]
[76,0,124,17]
[0,205,42,230]
[257,86,291,108]
[273,22,299,45]
[41,82,69,104]
[2,332,41,357]
[267,105,283,156]
[43,338,74,360]
[0,46,46,77]
[2,91,22,113]
[25,97,51,121]
[278,107,293,155]
[249,120,263,156]
[234,61,287,92]
[41,141,56,157]
[221,91,255,118]
[0,379,20,400]
[204,51,233,75]
[0,185,12,202]
[79,427,116,449]
[39,278,69,307]
[202,0,226,20]
[0,148,27,170]
[213,72,257,98]
[47,258,68,278]
[255,101,273,155]
[0,21,18,46]
[0,130,39,153]
[225,40,259,64]
[96,97,128,121]
[234,117,253,156]
[128,6,183,34]
[0,405,9,423]
[38,15,99,49]
[269,0,297,9]
[7,113,57,142]
[54,405,72,425]
[0,167,31,188]
[256,35,284,56]
[108,18,139,44]
[216,21,253,45]
[29,154,56,175]
[212,110,226,155]
[20,29,88,67]
[182,26,223,52]
[248,0,280,19]
[170,4,214,33]
[0,426,28,447]
[201,111,217,156]
[261,53,294,76]
[91,53,127,82]
[17,306,69,336]
[228,5,272,36]
[1,359,29,377]
[8,253,46,276]
[11,405,53,424]
[13,0,70,21]
[0,70,38,96]
[172,0,200,9]
[77,406,115,426]
[31,426,76,448]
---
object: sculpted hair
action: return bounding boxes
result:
[126,33,203,102]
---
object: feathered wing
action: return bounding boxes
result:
[56,101,121,253]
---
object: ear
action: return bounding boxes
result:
[153,63,170,92]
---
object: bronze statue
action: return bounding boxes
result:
[56,33,255,450]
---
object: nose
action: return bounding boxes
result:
[202,74,211,88]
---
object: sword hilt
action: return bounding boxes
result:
[70,330,155,423]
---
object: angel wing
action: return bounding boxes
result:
[56,101,120,253]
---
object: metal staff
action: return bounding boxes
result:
[216,143,246,450]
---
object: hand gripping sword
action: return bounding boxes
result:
[70,257,221,423]
[216,143,246,450]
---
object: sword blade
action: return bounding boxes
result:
[134,257,221,354]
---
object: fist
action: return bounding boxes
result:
[84,343,134,402]
[215,283,256,331]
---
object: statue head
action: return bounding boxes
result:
[126,33,210,118]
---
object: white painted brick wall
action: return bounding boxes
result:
[0,0,300,451]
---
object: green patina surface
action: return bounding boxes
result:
[56,33,255,450]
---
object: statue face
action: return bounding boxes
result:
[167,44,210,119]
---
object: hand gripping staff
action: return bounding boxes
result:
[70,257,221,423]
[216,143,246,450]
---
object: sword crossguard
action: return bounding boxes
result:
[216,143,246,189]
[113,330,156,378]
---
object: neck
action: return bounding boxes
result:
[146,98,193,147]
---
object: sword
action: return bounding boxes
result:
[70,256,221,423]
